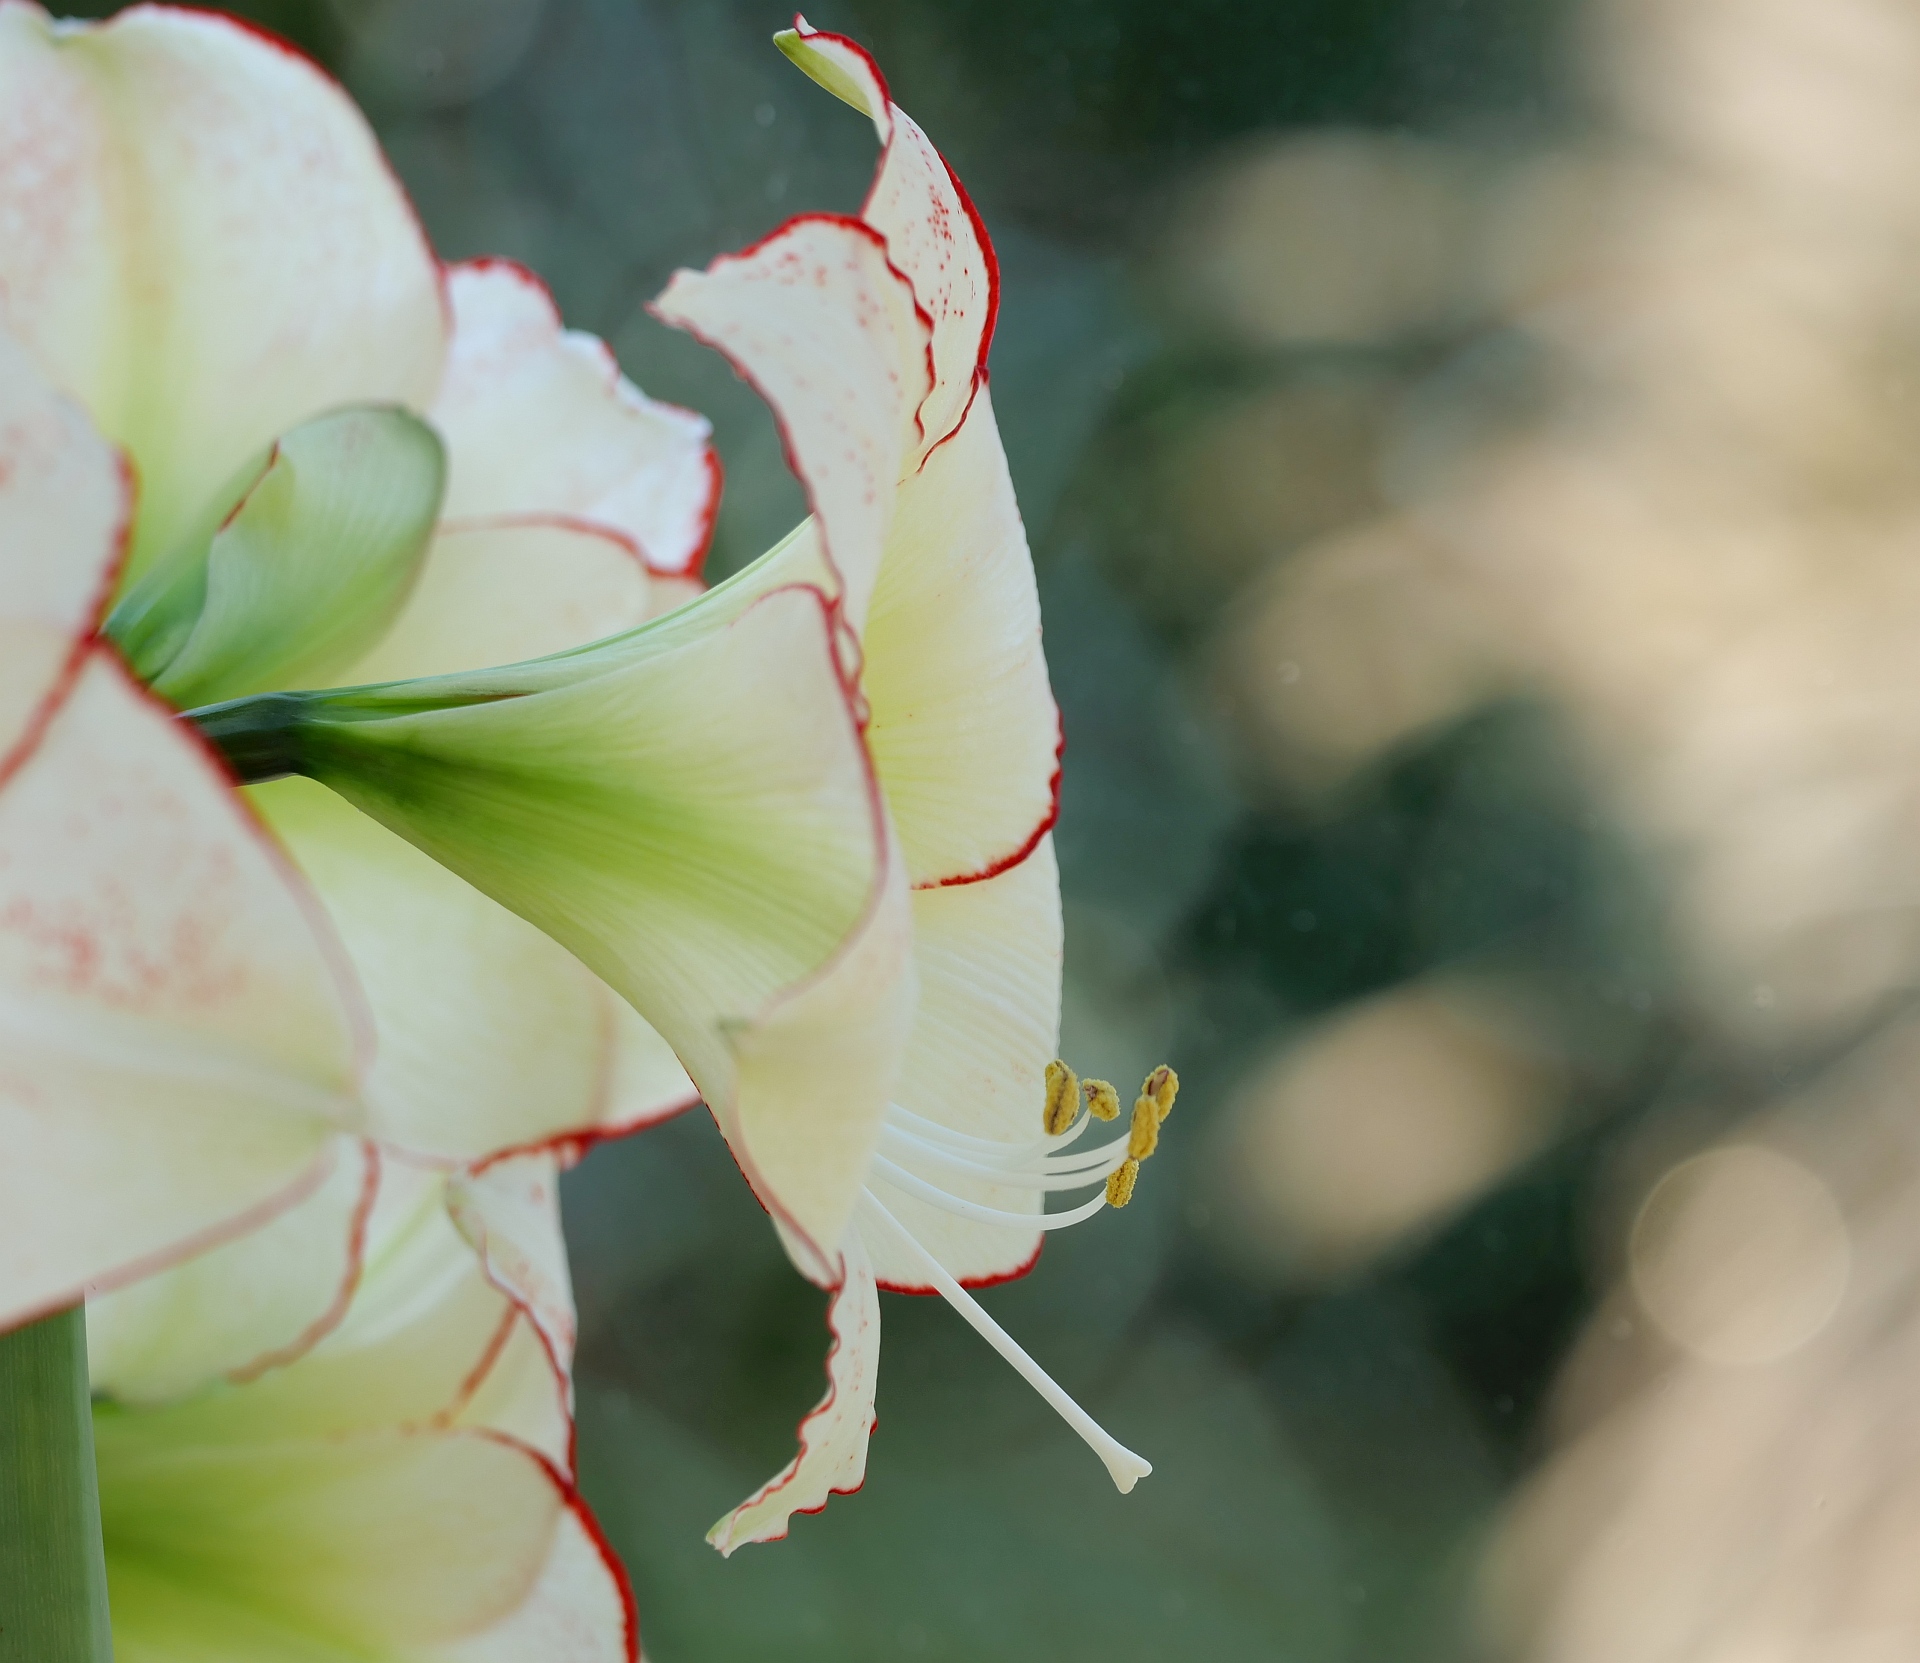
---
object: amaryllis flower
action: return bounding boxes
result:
[0,0,886,1323]
[179,18,1171,1550]
[88,1144,635,1661]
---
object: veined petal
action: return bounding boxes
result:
[865,841,1060,1290]
[87,1135,378,1404]
[708,1229,880,1555]
[99,1427,626,1661]
[600,998,699,1137]
[139,1159,568,1468]
[341,520,655,687]
[433,260,719,578]
[250,778,623,1165]
[0,3,446,580]
[140,406,447,707]
[651,216,930,631]
[0,650,365,1330]
[447,1155,576,1401]
[0,322,125,770]
[863,387,1060,888]
[779,17,997,456]
[292,583,903,1264]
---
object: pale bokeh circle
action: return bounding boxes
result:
[1629,1145,1850,1366]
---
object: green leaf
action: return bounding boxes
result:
[125,406,445,709]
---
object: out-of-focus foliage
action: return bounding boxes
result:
[78,0,1920,1655]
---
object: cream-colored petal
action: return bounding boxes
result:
[600,996,699,1135]
[707,1230,880,1555]
[652,216,929,630]
[780,20,996,456]
[341,521,653,687]
[88,1135,377,1404]
[0,322,125,767]
[864,839,1061,1289]
[433,259,718,578]
[0,649,365,1329]
[448,1155,575,1394]
[301,583,908,1266]
[140,1160,563,1464]
[99,1427,598,1658]
[864,388,1059,887]
[0,3,445,579]
[253,777,622,1165]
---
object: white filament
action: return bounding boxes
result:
[857,1190,1152,1493]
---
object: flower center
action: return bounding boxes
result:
[859,1062,1178,1492]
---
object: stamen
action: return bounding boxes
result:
[1127,1096,1159,1162]
[887,1101,1091,1161]
[869,1154,1111,1229]
[876,1125,1130,1190]
[1082,1079,1121,1121]
[858,1190,1152,1493]
[1145,1065,1179,1122]
[1107,1159,1140,1208]
[1043,1060,1079,1136]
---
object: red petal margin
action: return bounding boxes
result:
[914,716,1063,892]
[0,639,378,1332]
[226,1138,383,1385]
[445,257,723,579]
[648,211,936,605]
[877,1235,1044,1297]
[790,16,1003,446]
[711,1255,875,1547]
[462,1429,642,1663]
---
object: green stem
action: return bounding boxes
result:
[0,1306,113,1662]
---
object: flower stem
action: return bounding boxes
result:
[0,1305,114,1661]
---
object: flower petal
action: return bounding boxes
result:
[864,388,1060,888]
[0,3,446,580]
[141,1159,567,1467]
[340,520,654,686]
[300,583,907,1266]
[779,19,997,456]
[651,216,930,630]
[251,777,625,1165]
[448,1154,576,1401]
[707,1229,880,1555]
[87,1135,378,1404]
[433,259,719,578]
[864,839,1061,1290]
[0,649,366,1329]
[99,1426,628,1660]
[135,407,447,707]
[0,323,125,772]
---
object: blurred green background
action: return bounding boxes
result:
[83,0,1920,1657]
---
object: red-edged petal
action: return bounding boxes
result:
[865,840,1061,1291]
[432,260,719,579]
[707,1229,880,1554]
[0,323,127,776]
[87,1135,379,1402]
[781,17,998,457]
[0,647,368,1331]
[651,215,931,631]
[0,3,446,579]
[863,386,1060,888]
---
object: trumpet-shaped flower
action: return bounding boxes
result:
[0,1,881,1322]
[88,1140,635,1660]
[178,17,1168,1550]
[655,25,1175,1548]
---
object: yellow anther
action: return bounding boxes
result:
[1128,1096,1160,1161]
[1082,1078,1121,1121]
[1106,1158,1140,1208]
[1144,1064,1179,1123]
[1043,1059,1079,1136]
